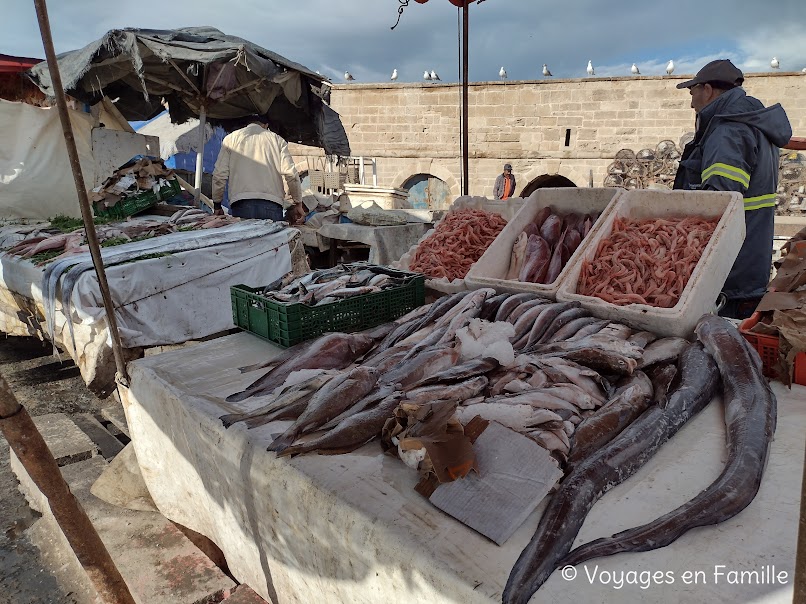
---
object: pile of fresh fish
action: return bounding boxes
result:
[409,209,508,280]
[2,211,240,266]
[508,208,600,284]
[578,215,718,307]
[224,290,686,466]
[259,263,418,307]
[222,292,776,604]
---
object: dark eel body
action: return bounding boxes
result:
[503,340,720,604]
[561,315,776,568]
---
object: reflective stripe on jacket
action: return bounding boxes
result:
[673,87,792,300]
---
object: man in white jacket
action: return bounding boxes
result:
[212,115,303,221]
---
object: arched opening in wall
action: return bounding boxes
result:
[401,173,452,210]
[520,174,576,198]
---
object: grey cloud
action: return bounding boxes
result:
[3,0,805,84]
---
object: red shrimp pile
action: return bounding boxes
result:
[409,208,507,280]
[578,216,718,308]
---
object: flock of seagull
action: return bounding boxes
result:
[343,57,805,83]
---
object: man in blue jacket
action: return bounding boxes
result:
[674,59,792,319]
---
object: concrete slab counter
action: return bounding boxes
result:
[120,331,804,603]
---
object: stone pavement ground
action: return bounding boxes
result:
[0,335,103,604]
[0,336,269,604]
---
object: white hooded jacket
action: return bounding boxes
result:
[212,123,302,207]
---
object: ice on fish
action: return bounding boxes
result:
[456,318,516,366]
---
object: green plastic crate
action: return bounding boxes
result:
[94,179,182,219]
[231,267,425,348]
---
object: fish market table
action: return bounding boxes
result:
[303,222,428,266]
[0,220,304,396]
[120,331,804,604]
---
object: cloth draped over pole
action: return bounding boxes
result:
[28,27,351,202]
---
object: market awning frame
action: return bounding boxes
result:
[28,27,351,201]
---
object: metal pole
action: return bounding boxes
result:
[33,0,129,385]
[462,2,469,196]
[0,374,136,604]
[194,105,206,206]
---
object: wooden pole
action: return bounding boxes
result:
[0,373,136,604]
[194,105,207,206]
[461,2,469,196]
[795,440,806,602]
[33,0,129,385]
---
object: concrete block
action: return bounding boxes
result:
[30,413,99,467]
[101,404,130,438]
[12,454,236,604]
[73,413,125,460]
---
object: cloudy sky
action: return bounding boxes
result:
[5,0,806,83]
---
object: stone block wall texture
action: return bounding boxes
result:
[289,73,806,199]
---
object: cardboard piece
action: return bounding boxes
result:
[428,421,562,546]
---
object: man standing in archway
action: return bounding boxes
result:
[494,163,516,200]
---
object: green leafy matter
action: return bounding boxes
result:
[28,250,62,264]
[49,214,114,233]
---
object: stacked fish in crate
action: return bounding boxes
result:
[231,262,425,347]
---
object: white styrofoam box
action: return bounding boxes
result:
[464,188,623,299]
[394,195,525,294]
[555,188,746,338]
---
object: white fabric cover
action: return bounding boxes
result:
[0,99,95,220]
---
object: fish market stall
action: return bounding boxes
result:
[119,313,803,604]
[115,187,801,603]
[0,214,305,396]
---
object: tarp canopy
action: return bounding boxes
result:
[27,27,350,156]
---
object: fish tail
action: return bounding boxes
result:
[267,430,297,453]
[225,390,252,403]
[275,443,310,458]
[560,537,627,567]
[218,413,244,428]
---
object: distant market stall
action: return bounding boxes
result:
[27,26,351,201]
[0,211,306,396]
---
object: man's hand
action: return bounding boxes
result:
[285,203,305,225]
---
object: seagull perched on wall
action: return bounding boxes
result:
[423,70,432,81]
[542,63,553,77]
[802,67,806,73]
[344,71,354,81]
[391,69,398,81]
[499,66,508,80]
[586,60,595,76]
[430,70,440,81]
[666,60,675,75]
[631,63,640,75]
[771,57,780,69]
